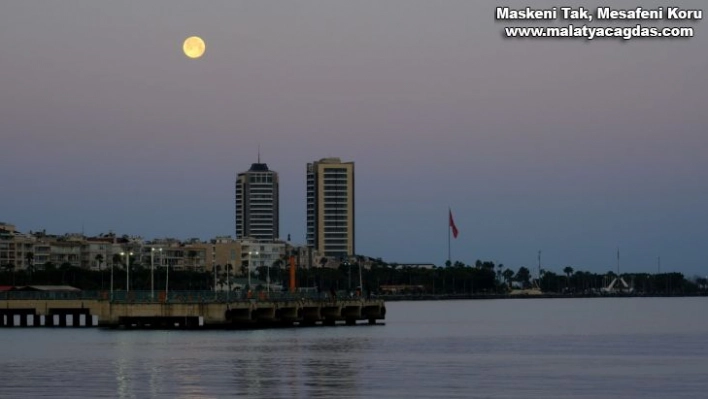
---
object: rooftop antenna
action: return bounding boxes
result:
[535,250,542,289]
[538,250,542,279]
[258,143,261,163]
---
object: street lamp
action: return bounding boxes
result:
[120,251,134,292]
[164,251,169,300]
[110,256,114,301]
[213,264,219,299]
[358,260,363,297]
[267,260,271,293]
[150,248,161,300]
[226,263,231,302]
[344,259,351,291]
[248,251,259,291]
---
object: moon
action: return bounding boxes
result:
[183,36,206,59]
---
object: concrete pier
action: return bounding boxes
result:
[0,296,386,329]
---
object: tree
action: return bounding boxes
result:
[502,269,515,287]
[25,252,35,279]
[95,254,104,270]
[272,259,283,270]
[225,264,233,292]
[515,267,531,288]
[563,266,574,289]
[563,266,574,277]
[214,264,222,290]
[25,251,34,269]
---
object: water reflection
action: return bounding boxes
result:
[101,328,374,398]
[3,299,708,398]
[225,331,371,398]
[110,331,217,398]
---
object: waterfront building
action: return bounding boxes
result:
[235,160,279,241]
[207,236,241,273]
[0,223,34,270]
[1,223,287,276]
[238,237,287,275]
[49,238,83,268]
[82,236,118,270]
[306,158,355,259]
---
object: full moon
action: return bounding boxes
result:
[183,36,206,59]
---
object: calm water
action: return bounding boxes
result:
[1,298,707,398]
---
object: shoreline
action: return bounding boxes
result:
[378,293,708,301]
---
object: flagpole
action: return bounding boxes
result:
[447,208,451,265]
[448,215,451,265]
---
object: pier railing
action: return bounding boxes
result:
[0,290,368,303]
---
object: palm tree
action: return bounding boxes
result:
[214,264,221,291]
[516,267,531,288]
[563,266,574,288]
[95,254,104,270]
[502,269,515,288]
[225,264,233,293]
[25,252,35,279]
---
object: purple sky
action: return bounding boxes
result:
[1,1,706,276]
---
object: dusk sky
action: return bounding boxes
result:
[1,1,706,276]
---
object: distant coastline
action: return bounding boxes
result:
[379,292,708,301]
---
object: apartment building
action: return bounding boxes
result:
[235,161,279,241]
[2,223,289,275]
[306,158,355,259]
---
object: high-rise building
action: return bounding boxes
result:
[306,158,355,259]
[235,161,279,241]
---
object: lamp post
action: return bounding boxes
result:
[165,255,169,300]
[358,260,363,297]
[158,248,162,297]
[150,248,156,300]
[110,259,114,301]
[248,251,259,290]
[227,263,231,302]
[120,251,133,292]
[213,263,219,300]
[346,260,351,291]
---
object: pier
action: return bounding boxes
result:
[0,291,386,329]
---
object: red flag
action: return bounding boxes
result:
[449,209,459,239]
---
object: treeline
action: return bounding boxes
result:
[371,260,706,295]
[0,260,706,296]
[538,269,697,295]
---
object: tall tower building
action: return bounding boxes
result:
[307,158,355,259]
[235,160,279,241]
